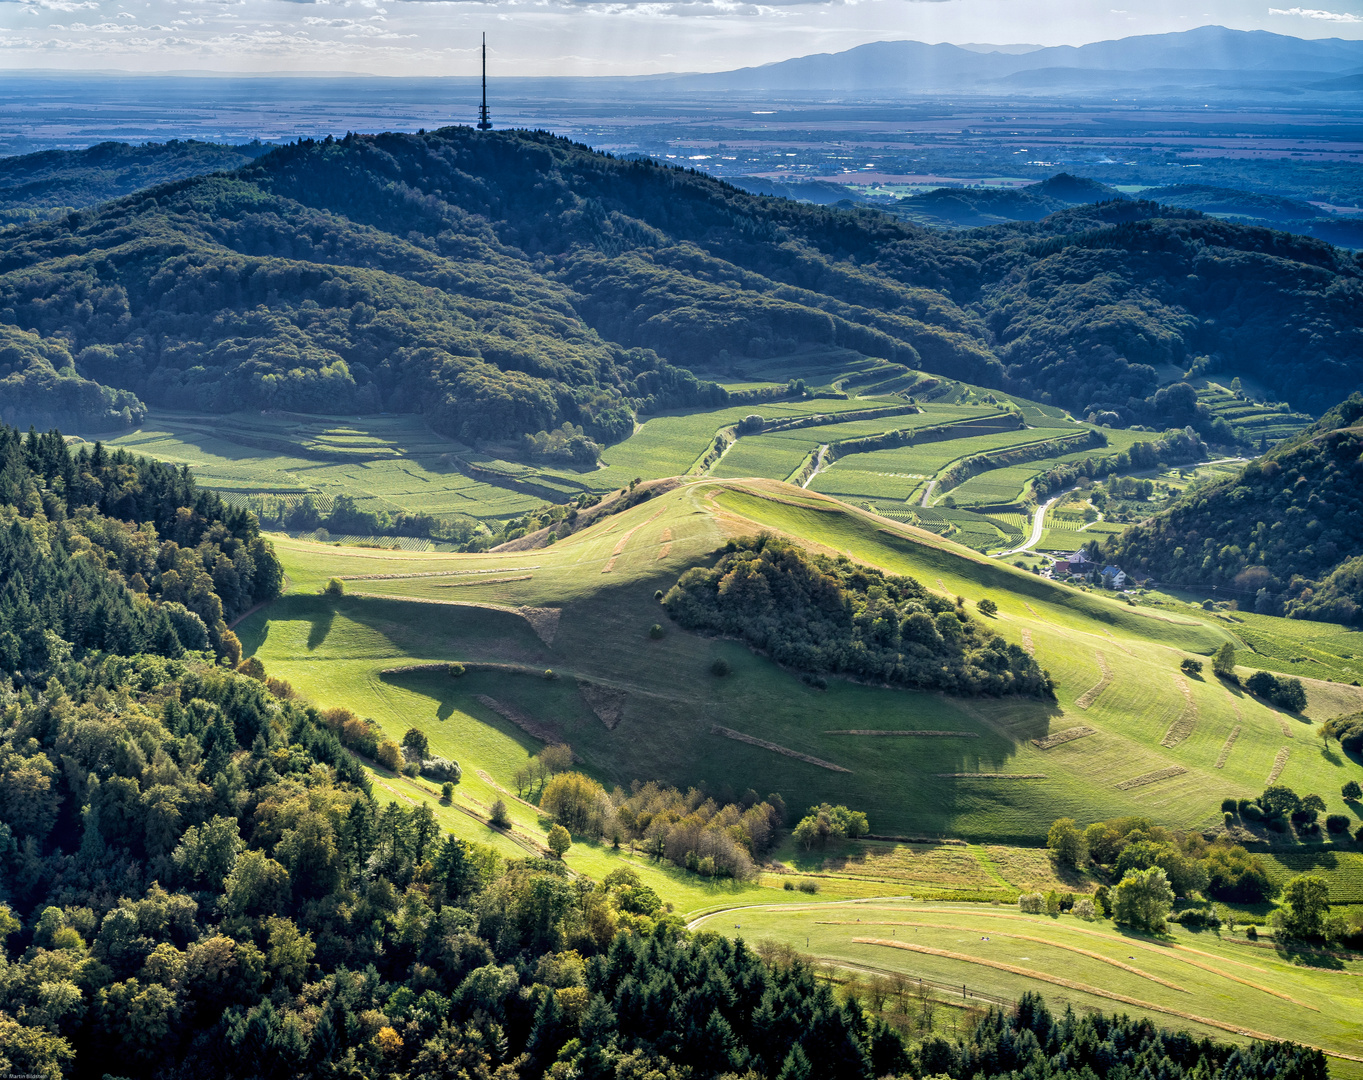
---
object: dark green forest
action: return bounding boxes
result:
[1105,393,1363,623]
[0,140,268,227]
[0,128,1359,443]
[0,424,280,671]
[663,535,1052,696]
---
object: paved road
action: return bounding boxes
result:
[994,489,1072,558]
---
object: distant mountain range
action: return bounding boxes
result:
[651,26,1363,97]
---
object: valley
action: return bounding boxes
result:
[1,105,1362,1079]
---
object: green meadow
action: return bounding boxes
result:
[240,478,1363,854]
[688,901,1363,1075]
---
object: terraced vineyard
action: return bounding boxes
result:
[1196,377,1315,446]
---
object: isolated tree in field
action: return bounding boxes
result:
[1018,893,1045,914]
[1046,818,1085,867]
[1211,642,1236,679]
[489,799,510,828]
[1180,658,1202,676]
[1112,866,1175,933]
[547,824,572,859]
[1276,874,1330,938]
[1343,780,1362,801]
[976,598,998,617]
[1273,677,1307,712]
[324,577,344,596]
[401,727,429,762]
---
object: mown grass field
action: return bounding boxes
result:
[688,900,1363,1075]
[241,478,1363,858]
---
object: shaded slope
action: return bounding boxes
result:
[1105,392,1363,623]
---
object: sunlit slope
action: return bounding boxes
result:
[689,901,1363,1073]
[240,478,1363,842]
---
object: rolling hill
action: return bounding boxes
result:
[237,474,1363,846]
[2,127,1361,438]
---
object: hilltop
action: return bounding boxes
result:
[0,128,1361,440]
[237,473,1363,844]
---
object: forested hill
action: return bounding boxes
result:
[1105,393,1363,625]
[0,140,268,226]
[1,127,1360,441]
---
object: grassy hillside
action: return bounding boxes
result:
[238,477,1363,847]
[689,900,1363,1073]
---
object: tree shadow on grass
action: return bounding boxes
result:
[306,603,336,651]
[379,667,545,757]
[237,618,269,657]
[1274,937,1346,970]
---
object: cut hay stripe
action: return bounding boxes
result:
[711,725,851,773]
[1075,651,1113,710]
[826,730,979,738]
[1032,726,1096,751]
[936,773,1048,779]
[434,575,533,587]
[1215,725,1241,768]
[1160,673,1198,748]
[1116,766,1187,790]
[1267,747,1290,785]
[852,939,1354,1059]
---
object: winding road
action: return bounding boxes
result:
[993,489,1073,558]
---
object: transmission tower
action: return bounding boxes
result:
[477,33,492,131]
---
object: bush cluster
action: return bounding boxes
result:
[664,535,1053,697]
[538,774,785,881]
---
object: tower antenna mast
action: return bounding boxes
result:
[477,33,492,130]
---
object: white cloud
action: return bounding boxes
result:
[5,0,100,10]
[1268,6,1363,21]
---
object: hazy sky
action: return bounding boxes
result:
[1,0,1361,76]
